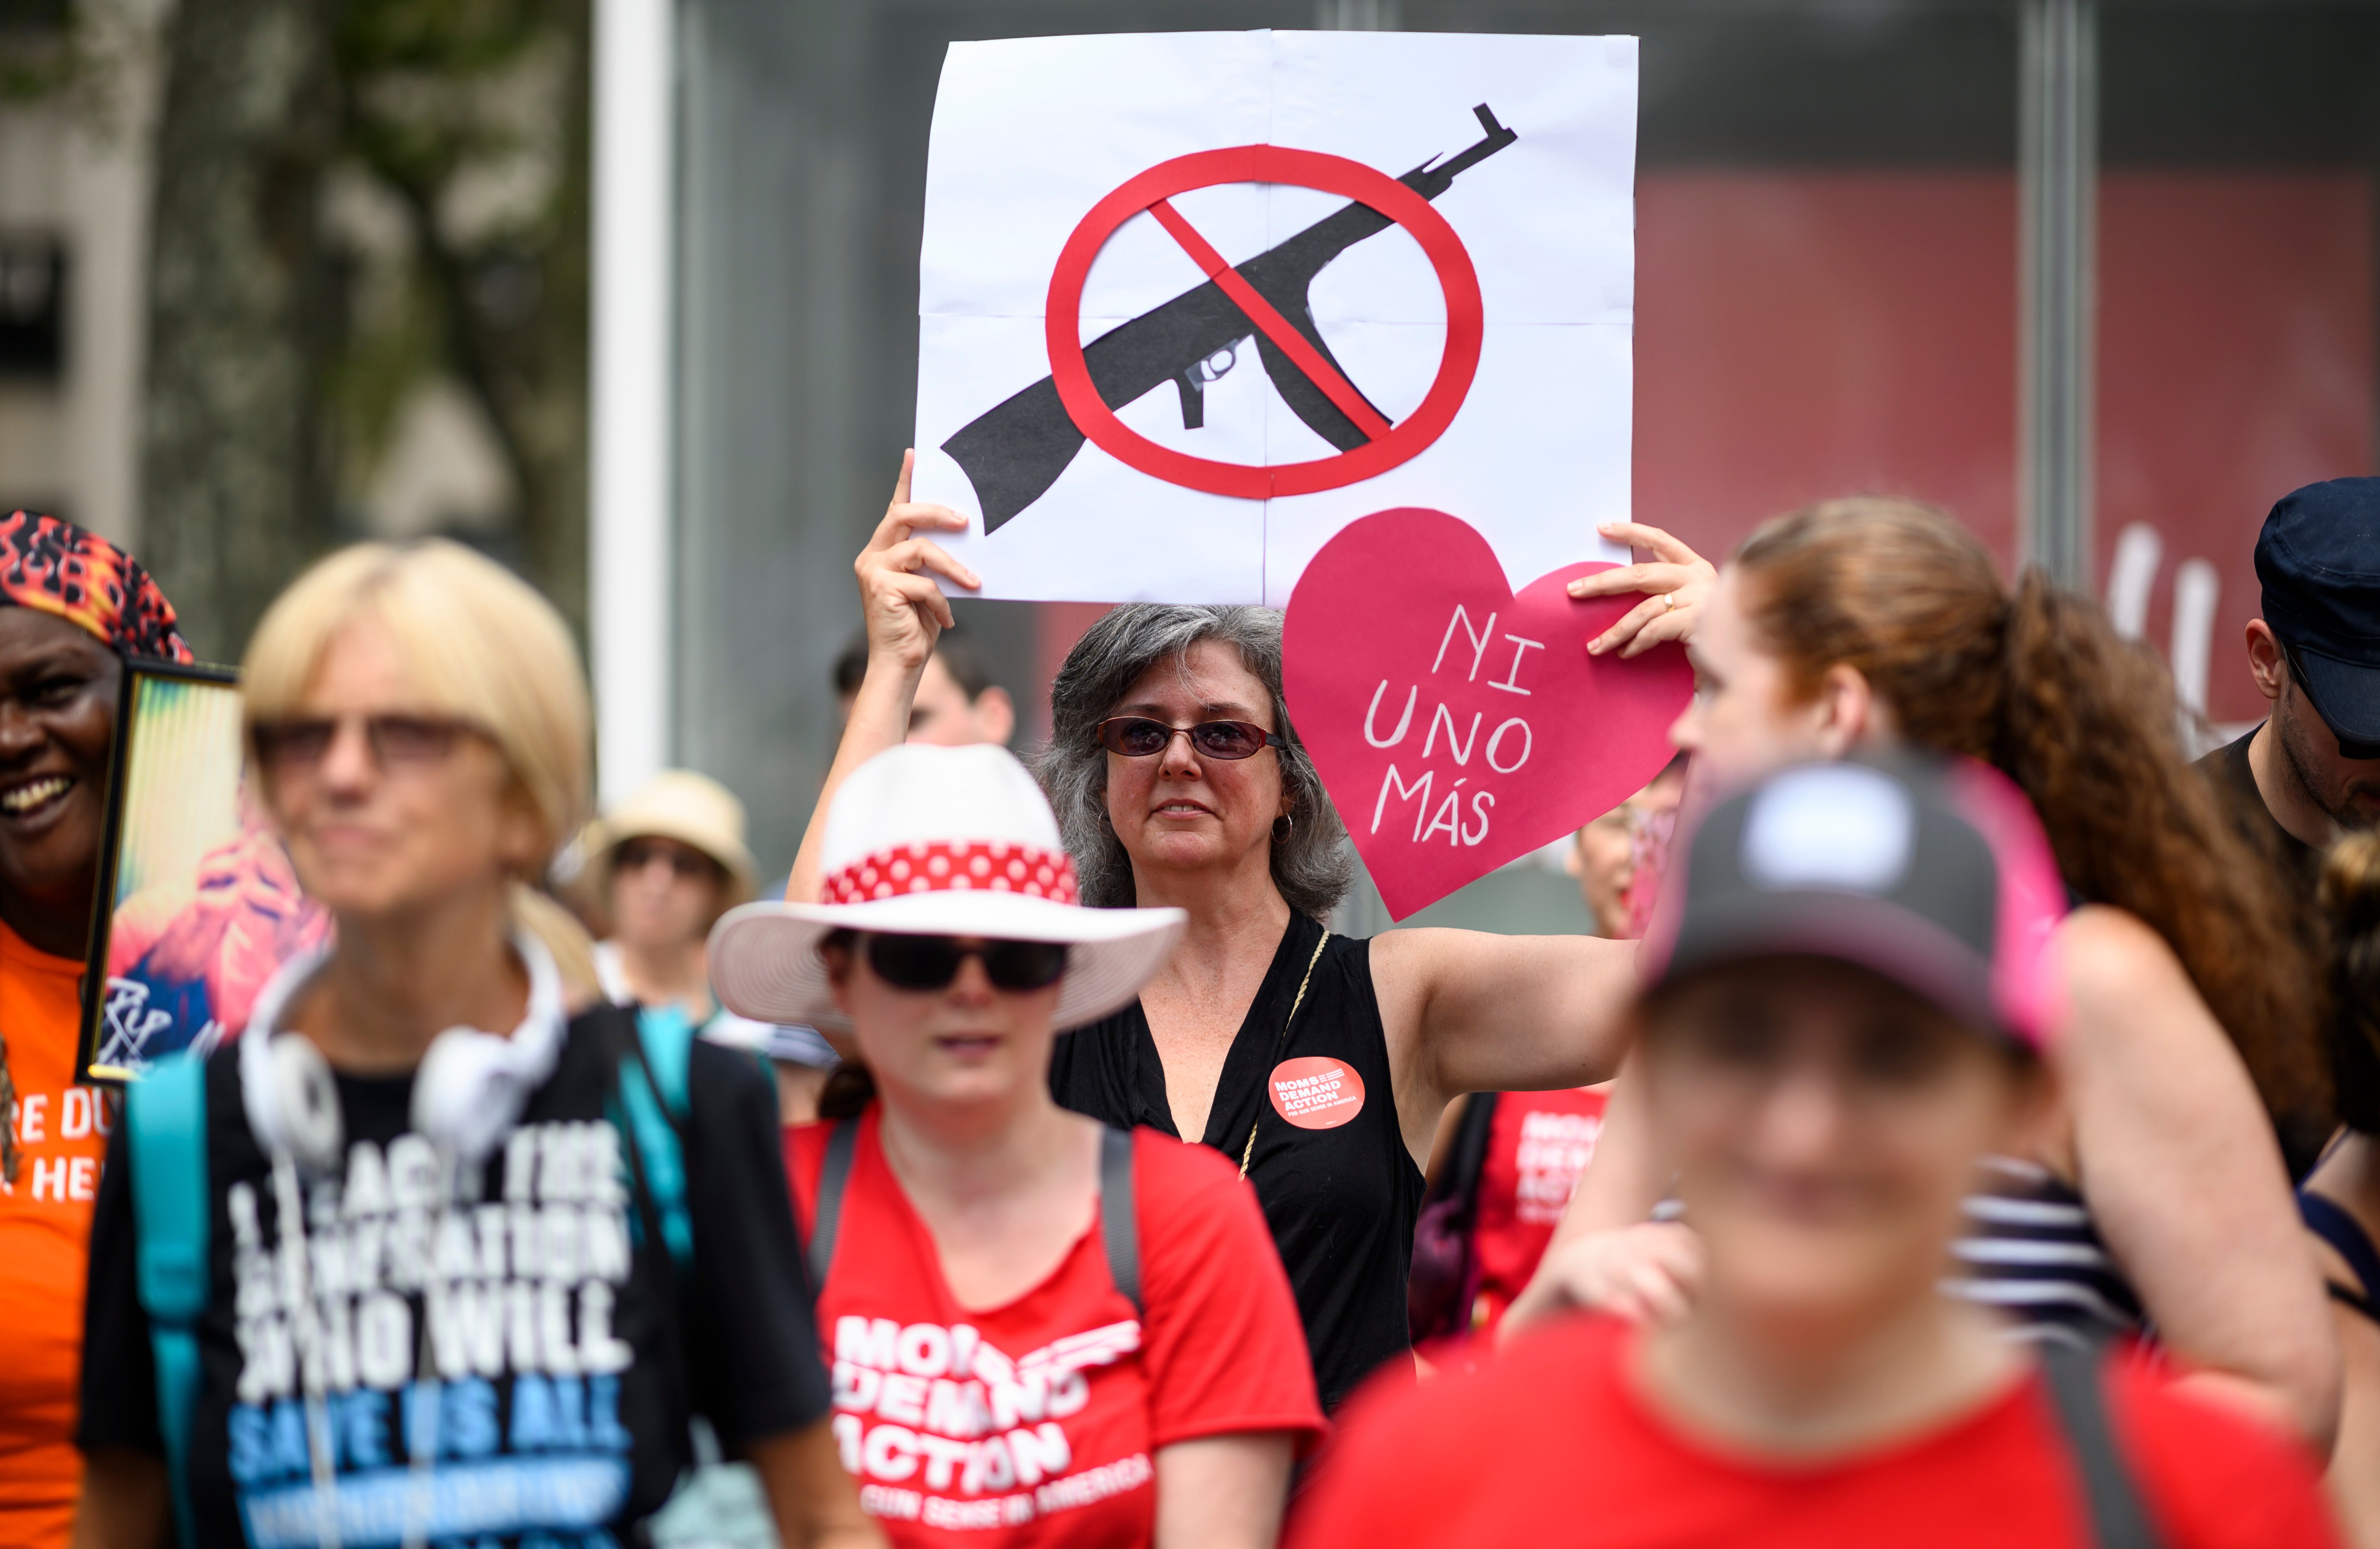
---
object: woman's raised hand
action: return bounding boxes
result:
[790,453,982,904]
[1501,1221,1704,1337]
[1572,522,1717,658]
[854,449,979,679]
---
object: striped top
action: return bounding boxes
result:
[1945,1155,2145,1344]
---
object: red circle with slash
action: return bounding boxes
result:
[1044,144,1485,500]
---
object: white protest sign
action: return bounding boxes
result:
[913,29,1637,605]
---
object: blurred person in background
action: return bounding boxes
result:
[834,624,1014,747]
[1406,763,1684,1365]
[806,457,1648,1415]
[1508,499,2339,1452]
[710,742,1324,1548]
[1293,759,2339,1549]
[581,769,840,1122]
[1569,754,1688,940]
[0,512,192,1549]
[586,768,759,1021]
[73,540,872,1549]
[2296,831,2380,1543]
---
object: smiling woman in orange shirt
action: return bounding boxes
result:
[0,512,195,1549]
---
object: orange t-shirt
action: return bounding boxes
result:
[0,920,111,1549]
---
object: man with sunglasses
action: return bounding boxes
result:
[2199,478,2380,891]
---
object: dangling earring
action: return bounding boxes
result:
[1273,812,1295,841]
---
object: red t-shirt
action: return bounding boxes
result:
[1292,1316,2340,1548]
[787,1110,1325,1547]
[1469,1087,1606,1332]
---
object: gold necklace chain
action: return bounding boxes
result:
[1239,929,1331,1178]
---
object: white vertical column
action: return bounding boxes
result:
[590,0,675,807]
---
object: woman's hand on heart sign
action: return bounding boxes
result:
[1572,522,1717,659]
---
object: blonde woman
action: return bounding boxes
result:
[73,541,875,1549]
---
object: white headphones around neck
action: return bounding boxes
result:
[238,929,569,1172]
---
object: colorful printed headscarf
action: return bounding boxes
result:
[0,509,193,663]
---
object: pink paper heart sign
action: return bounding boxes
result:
[1283,508,1693,920]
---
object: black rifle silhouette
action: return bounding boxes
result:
[944,105,1518,533]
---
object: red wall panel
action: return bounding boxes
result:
[2098,171,2374,726]
[1634,171,2020,569]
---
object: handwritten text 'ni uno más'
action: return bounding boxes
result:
[1361,603,1544,850]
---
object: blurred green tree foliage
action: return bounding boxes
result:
[137,0,588,660]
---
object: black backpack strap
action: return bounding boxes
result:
[1100,1125,1142,1317]
[1442,1091,1500,1221]
[2039,1338,2163,1549]
[806,1118,860,1293]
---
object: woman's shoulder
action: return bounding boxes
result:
[2049,904,2185,997]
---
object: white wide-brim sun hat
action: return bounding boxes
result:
[708,742,1184,1035]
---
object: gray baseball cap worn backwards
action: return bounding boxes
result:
[1643,759,2059,1052]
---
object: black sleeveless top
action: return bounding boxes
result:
[1047,911,1423,1412]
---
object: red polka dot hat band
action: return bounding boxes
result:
[708,743,1182,1035]
[822,839,1081,905]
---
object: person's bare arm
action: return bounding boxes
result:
[1419,1091,1470,1191]
[2310,1137,2380,1539]
[69,1447,169,1549]
[2313,1256,2380,1544]
[785,451,979,904]
[2056,905,2341,1452]
[1499,1052,1700,1335]
[1370,929,1639,1168]
[1551,1053,1664,1242]
[747,1417,886,1549]
[1153,1433,1295,1549]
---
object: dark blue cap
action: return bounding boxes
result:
[2258,478,2380,754]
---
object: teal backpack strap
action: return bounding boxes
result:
[126,1052,211,1549]
[615,1004,696,1272]
[1098,1126,1141,1317]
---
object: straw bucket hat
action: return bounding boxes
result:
[582,769,759,906]
[708,744,1184,1035]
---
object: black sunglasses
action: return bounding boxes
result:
[861,934,1070,993]
[2282,643,2380,760]
[1095,716,1284,761]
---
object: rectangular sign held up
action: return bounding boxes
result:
[912,29,1638,606]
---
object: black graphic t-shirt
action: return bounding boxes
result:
[77,1007,830,1548]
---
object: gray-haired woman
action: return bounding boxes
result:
[788,459,1647,1412]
